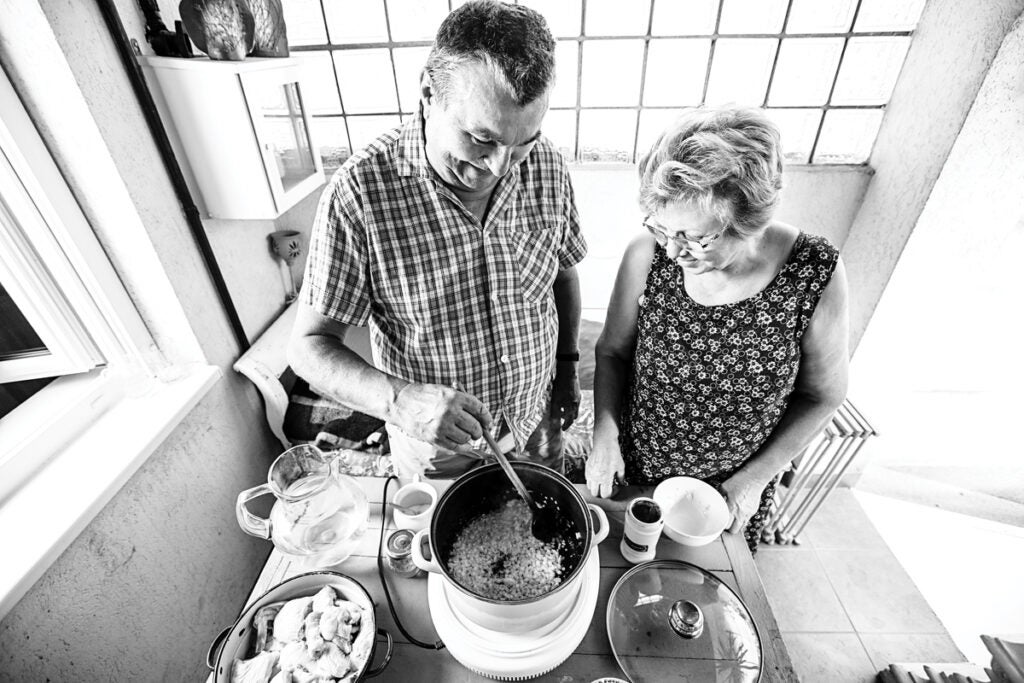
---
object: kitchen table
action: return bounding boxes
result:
[210,476,797,682]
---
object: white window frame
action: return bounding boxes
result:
[0,67,153,504]
[0,120,106,382]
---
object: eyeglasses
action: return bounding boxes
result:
[643,217,728,251]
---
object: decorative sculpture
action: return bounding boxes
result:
[179,0,254,61]
[179,0,288,61]
[247,0,288,57]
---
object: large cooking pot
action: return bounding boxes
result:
[411,461,609,633]
[207,571,393,681]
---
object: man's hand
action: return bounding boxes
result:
[550,360,581,430]
[391,382,492,452]
[720,471,768,535]
[586,432,624,498]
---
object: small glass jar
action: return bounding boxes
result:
[384,528,423,578]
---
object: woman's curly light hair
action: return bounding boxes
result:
[638,106,783,237]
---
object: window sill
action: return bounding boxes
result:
[0,364,220,620]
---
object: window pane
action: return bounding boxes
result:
[585,0,651,36]
[541,109,577,160]
[550,41,579,108]
[636,108,683,160]
[280,0,327,46]
[651,0,718,35]
[643,39,710,106]
[324,0,389,44]
[335,49,399,113]
[0,283,46,360]
[764,108,822,163]
[719,0,787,34]
[393,46,431,114]
[768,38,843,106]
[580,40,645,107]
[310,116,351,169]
[296,52,341,114]
[345,115,402,152]
[831,37,911,105]
[386,0,448,41]
[0,377,55,421]
[813,109,883,163]
[854,0,926,31]
[704,38,778,107]
[578,109,637,162]
[519,0,583,38]
[785,0,857,33]
[259,84,317,192]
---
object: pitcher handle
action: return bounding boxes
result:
[588,503,610,545]
[410,528,443,574]
[236,483,273,539]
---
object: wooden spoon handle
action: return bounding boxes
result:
[482,431,535,507]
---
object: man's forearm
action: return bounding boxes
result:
[289,334,409,424]
[553,267,582,355]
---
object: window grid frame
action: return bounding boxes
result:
[295,0,914,166]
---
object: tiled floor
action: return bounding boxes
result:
[855,490,1024,667]
[757,489,967,682]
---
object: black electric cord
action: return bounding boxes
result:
[377,475,445,650]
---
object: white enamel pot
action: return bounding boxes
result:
[207,571,393,681]
[411,461,609,633]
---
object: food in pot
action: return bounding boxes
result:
[231,585,371,683]
[448,498,563,600]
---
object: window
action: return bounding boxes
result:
[283,0,925,167]
[0,70,151,503]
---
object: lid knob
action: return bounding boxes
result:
[669,599,704,639]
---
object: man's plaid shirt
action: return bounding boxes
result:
[303,111,587,448]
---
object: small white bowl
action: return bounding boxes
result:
[652,477,731,547]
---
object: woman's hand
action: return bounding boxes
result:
[719,472,768,535]
[586,432,625,498]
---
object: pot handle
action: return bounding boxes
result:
[362,628,394,678]
[236,484,273,539]
[206,626,231,671]
[410,528,442,574]
[588,503,610,545]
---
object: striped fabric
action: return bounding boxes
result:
[303,110,587,448]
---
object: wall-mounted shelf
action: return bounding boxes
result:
[139,56,323,220]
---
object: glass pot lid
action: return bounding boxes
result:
[606,560,762,683]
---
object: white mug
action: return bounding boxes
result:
[391,480,438,532]
[620,496,664,564]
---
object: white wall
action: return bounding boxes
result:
[842,0,1024,350]
[851,11,1024,475]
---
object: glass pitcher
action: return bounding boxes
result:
[236,444,369,567]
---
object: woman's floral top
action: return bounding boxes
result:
[621,232,839,550]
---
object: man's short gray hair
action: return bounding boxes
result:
[637,106,784,236]
[425,0,555,107]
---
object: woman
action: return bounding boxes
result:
[585,106,849,551]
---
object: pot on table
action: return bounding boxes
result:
[411,461,609,633]
[207,571,393,682]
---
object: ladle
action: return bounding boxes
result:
[481,431,560,542]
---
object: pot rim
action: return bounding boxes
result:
[212,570,382,680]
[427,461,593,605]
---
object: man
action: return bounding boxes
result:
[288,0,586,481]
